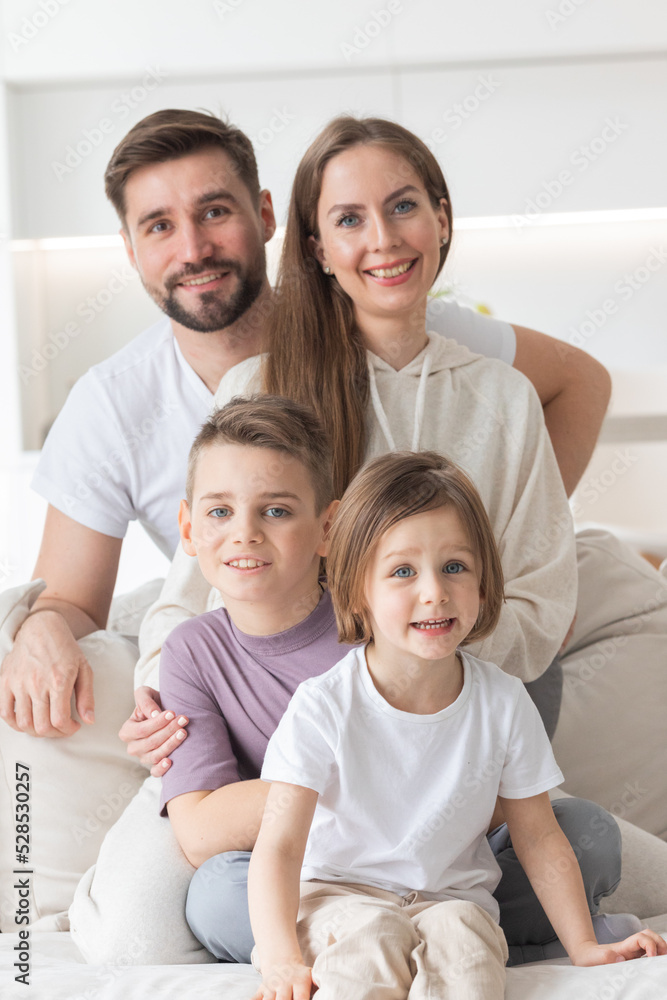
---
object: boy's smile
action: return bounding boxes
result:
[179,442,336,636]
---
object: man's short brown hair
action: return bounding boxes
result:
[104,109,261,224]
[185,395,334,515]
[327,451,505,645]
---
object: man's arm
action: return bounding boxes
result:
[0,505,122,737]
[167,781,269,868]
[512,326,612,497]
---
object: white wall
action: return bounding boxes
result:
[1,2,666,589]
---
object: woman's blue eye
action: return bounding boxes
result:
[444,562,465,574]
[395,199,416,214]
[265,507,288,518]
[393,566,415,578]
[337,214,358,228]
[210,507,231,518]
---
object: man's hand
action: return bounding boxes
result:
[252,961,315,1000]
[119,685,189,776]
[0,610,94,737]
[571,929,667,966]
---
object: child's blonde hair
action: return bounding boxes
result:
[327,451,504,645]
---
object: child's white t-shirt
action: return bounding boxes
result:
[261,646,563,921]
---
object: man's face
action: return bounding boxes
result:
[121,147,275,333]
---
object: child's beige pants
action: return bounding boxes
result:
[265,880,508,1000]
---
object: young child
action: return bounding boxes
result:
[248,450,666,1000]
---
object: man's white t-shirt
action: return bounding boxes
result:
[262,646,563,921]
[32,302,516,558]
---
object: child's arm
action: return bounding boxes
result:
[248,780,319,1000]
[167,780,269,866]
[500,793,667,965]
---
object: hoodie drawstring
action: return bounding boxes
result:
[367,350,432,452]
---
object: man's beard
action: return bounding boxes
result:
[145,248,266,333]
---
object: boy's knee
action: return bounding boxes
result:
[552,798,622,897]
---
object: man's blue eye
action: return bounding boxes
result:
[444,562,464,574]
[393,566,415,578]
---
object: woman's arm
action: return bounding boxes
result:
[248,781,319,1000]
[500,793,667,965]
[512,326,612,497]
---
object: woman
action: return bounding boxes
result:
[126,116,632,964]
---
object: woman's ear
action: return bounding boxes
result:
[316,499,340,557]
[437,198,450,245]
[178,499,197,557]
[307,234,328,269]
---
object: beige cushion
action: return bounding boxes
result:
[0,582,146,931]
[553,529,667,840]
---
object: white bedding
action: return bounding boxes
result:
[2,931,667,1000]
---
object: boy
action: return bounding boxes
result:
[159,394,345,959]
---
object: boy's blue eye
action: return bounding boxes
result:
[444,561,465,574]
[265,507,289,518]
[392,566,415,578]
[209,507,231,518]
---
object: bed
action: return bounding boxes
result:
[2,928,667,999]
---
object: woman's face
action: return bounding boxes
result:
[311,143,449,334]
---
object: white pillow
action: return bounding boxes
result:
[553,530,667,841]
[0,582,146,931]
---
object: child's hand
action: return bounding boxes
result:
[571,930,667,966]
[252,961,315,1000]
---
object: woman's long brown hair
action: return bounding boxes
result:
[262,116,454,498]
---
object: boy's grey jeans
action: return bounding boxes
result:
[186,796,621,967]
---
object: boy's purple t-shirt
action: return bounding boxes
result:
[159,590,350,813]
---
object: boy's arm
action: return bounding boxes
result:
[248,781,318,1000]
[512,326,611,497]
[500,793,667,965]
[167,781,269,867]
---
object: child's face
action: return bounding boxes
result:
[363,505,481,664]
[179,442,334,614]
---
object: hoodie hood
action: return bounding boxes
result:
[367,332,482,452]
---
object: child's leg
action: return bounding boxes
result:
[185,850,253,962]
[491,795,623,962]
[296,882,417,1000]
[407,899,507,1000]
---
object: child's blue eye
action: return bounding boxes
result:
[392,566,415,578]
[444,561,465,574]
[265,507,289,518]
[210,507,231,518]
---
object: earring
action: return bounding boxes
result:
[323,265,331,274]
[441,236,449,245]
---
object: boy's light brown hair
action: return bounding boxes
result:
[104,108,261,224]
[327,451,505,645]
[185,395,334,515]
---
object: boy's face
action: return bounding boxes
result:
[179,442,335,631]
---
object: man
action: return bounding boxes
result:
[0,108,611,739]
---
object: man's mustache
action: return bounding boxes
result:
[165,258,241,292]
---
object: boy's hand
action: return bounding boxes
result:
[571,930,667,966]
[252,962,315,1000]
[118,686,189,776]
